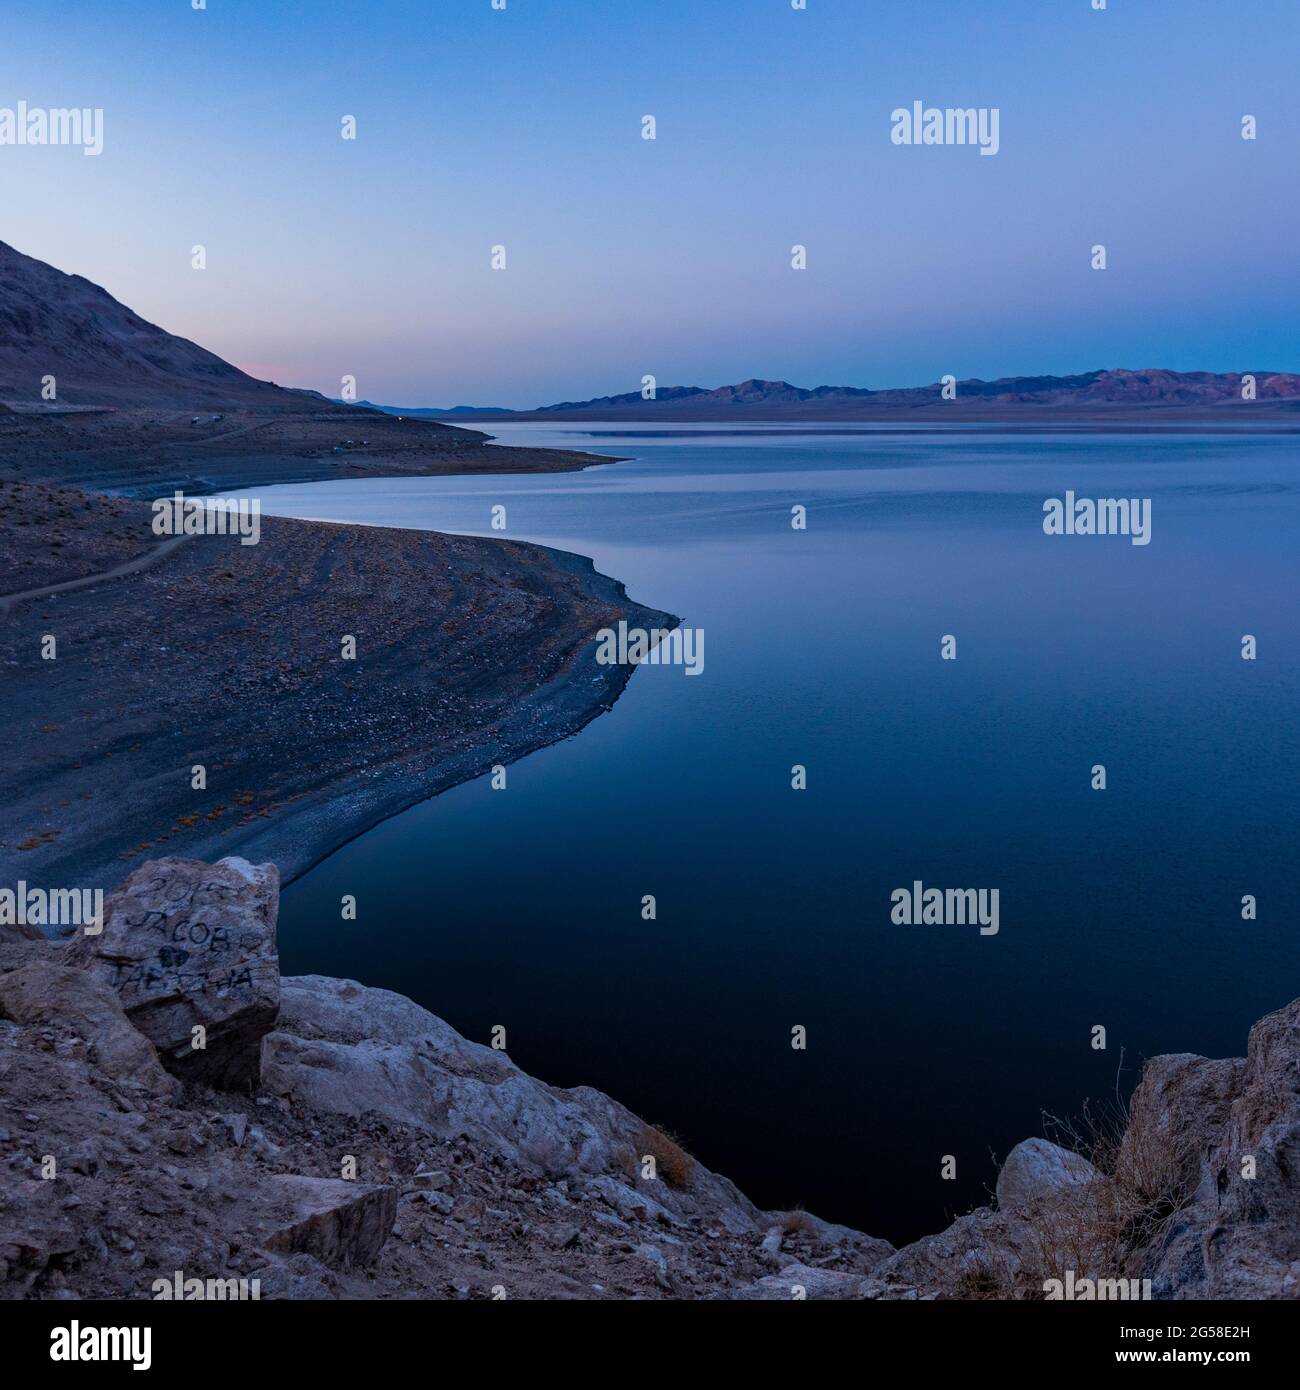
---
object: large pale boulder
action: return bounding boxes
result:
[996,1138,1099,1215]
[71,856,279,1089]
[264,975,764,1234]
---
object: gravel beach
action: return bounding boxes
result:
[1,479,673,895]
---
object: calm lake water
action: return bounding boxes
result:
[257,423,1300,1244]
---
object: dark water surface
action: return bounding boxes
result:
[257,424,1300,1244]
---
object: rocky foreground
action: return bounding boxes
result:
[1,856,1296,1300]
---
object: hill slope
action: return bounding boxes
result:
[0,239,322,410]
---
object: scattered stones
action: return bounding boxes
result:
[636,1243,669,1283]
[0,1179,79,1297]
[411,1191,454,1215]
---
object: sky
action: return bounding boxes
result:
[2,0,1298,407]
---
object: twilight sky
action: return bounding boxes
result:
[3,0,1297,407]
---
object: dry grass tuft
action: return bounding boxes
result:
[637,1123,696,1190]
[780,1208,817,1236]
[1045,1096,1195,1271]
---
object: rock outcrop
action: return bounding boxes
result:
[69,857,280,1089]
[1138,1001,1300,1299]
[262,974,765,1236]
[0,857,893,1300]
[2,856,1296,1300]
[258,1176,397,1268]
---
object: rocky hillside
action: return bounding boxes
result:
[0,240,331,411]
[1,857,1296,1300]
[0,242,623,496]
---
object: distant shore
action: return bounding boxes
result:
[0,404,624,498]
[425,408,1300,429]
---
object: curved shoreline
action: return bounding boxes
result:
[1,447,670,897]
[206,537,675,887]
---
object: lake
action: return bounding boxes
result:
[256,422,1300,1244]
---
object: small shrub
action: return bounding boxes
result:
[953,1266,1003,1300]
[781,1208,817,1236]
[637,1123,696,1190]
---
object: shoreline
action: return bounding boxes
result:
[1,445,669,897]
[208,536,671,888]
[0,404,625,499]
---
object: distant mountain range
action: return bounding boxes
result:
[4,238,1297,424]
[399,370,1300,422]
